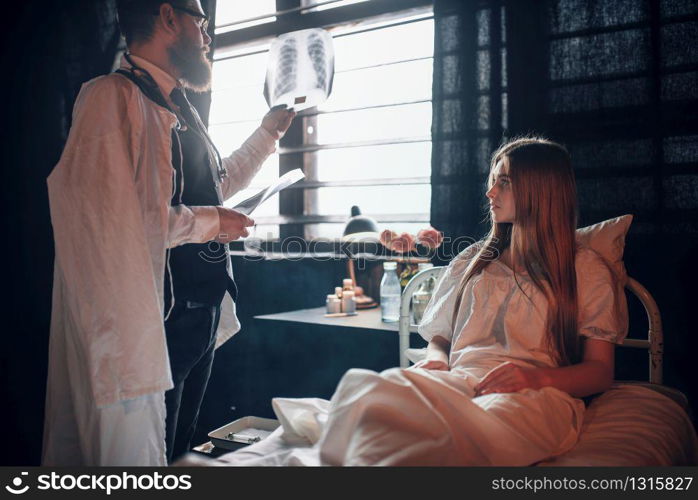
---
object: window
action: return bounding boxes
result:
[214,1,277,33]
[209,0,434,241]
[301,0,370,13]
[210,46,281,239]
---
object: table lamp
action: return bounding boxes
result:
[341,206,379,308]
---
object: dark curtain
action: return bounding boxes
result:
[1,0,121,466]
[430,0,698,409]
[0,0,217,466]
[430,0,507,251]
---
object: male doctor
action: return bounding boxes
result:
[42,0,294,465]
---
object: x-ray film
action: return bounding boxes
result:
[264,28,334,112]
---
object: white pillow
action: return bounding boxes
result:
[576,214,633,285]
[576,215,633,343]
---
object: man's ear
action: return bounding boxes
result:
[157,2,179,38]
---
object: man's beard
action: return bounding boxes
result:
[168,35,212,92]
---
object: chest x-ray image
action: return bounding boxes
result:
[264,28,335,112]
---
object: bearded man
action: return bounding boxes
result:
[42,0,294,465]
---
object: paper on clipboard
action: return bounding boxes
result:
[234,169,305,215]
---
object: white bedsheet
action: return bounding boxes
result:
[179,382,697,467]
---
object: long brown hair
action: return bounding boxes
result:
[453,137,580,365]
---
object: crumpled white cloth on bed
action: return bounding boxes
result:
[214,366,584,466]
[190,380,696,467]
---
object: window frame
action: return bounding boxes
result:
[212,0,434,245]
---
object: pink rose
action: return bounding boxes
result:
[380,229,417,253]
[391,232,417,253]
[416,227,443,249]
[379,229,398,249]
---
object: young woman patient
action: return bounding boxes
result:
[223,137,627,466]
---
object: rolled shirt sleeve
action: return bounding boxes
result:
[167,205,220,248]
[168,126,276,247]
[220,127,277,201]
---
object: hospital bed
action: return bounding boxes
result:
[189,268,697,466]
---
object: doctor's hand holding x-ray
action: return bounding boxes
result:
[214,107,295,243]
[261,106,296,140]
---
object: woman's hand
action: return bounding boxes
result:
[474,362,547,396]
[411,335,451,372]
[411,358,449,371]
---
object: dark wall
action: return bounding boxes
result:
[1,3,53,465]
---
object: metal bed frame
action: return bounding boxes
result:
[399,267,664,384]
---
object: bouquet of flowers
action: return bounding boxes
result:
[379,227,444,287]
[379,226,443,253]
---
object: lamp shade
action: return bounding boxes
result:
[342,206,380,242]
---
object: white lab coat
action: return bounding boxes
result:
[42,55,275,465]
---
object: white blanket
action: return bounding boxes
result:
[183,380,697,467]
[206,366,585,466]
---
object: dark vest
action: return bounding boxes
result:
[167,119,235,306]
[115,67,237,309]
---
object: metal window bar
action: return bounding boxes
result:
[323,11,433,39]
[252,213,430,224]
[215,0,433,50]
[211,98,433,126]
[278,136,431,154]
[286,177,431,189]
[215,0,346,31]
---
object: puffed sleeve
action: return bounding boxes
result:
[417,242,482,342]
[576,247,629,344]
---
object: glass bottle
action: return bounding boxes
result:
[412,263,435,324]
[380,262,401,322]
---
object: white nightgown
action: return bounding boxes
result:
[215,244,627,466]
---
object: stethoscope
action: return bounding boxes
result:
[122,52,228,187]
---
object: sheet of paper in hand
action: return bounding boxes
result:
[264,28,334,112]
[233,169,305,215]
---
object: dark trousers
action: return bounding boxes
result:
[164,300,221,464]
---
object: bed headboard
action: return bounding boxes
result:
[399,269,664,384]
[623,277,663,384]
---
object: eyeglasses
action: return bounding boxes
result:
[171,5,210,32]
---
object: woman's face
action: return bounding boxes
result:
[486,157,515,223]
